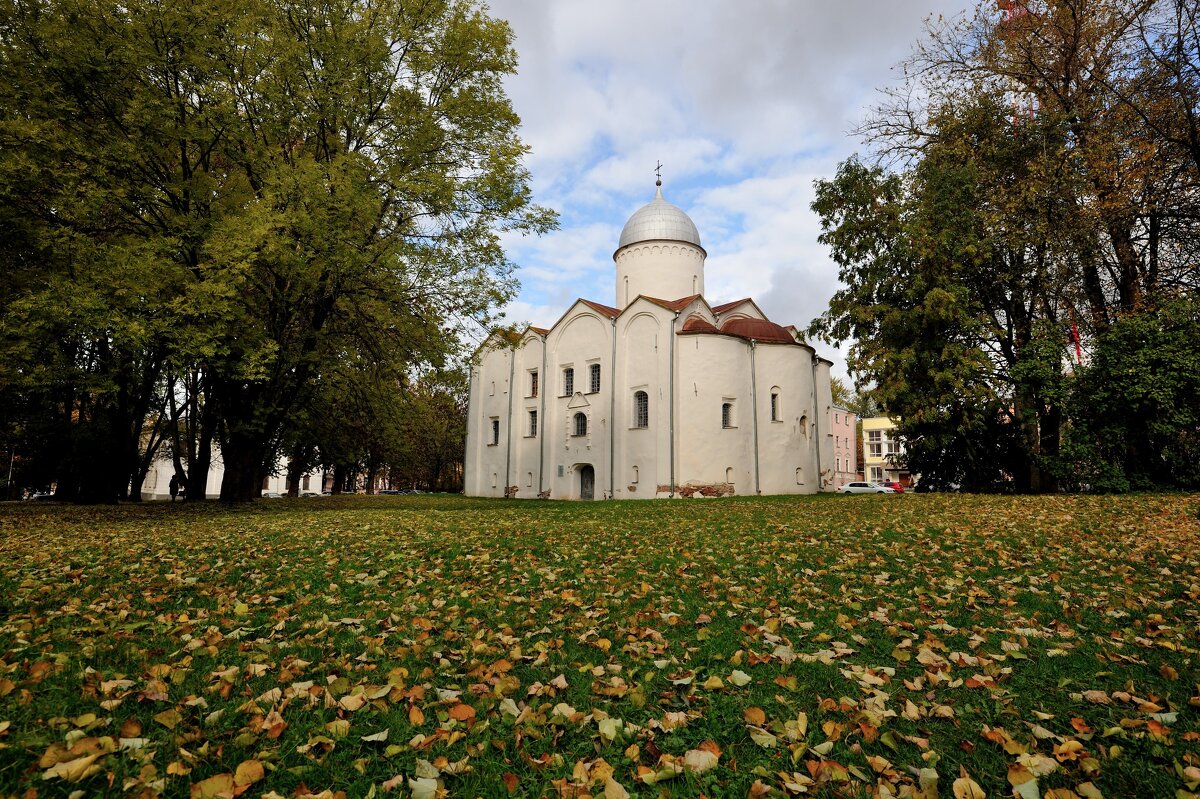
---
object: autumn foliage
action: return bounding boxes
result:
[0,493,1197,796]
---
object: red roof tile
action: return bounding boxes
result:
[680,316,719,333]
[719,317,798,344]
[711,298,753,314]
[641,294,702,312]
[580,299,621,318]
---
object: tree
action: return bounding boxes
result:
[0,0,553,501]
[813,0,1200,492]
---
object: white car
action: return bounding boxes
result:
[837,481,896,494]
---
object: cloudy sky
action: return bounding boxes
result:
[487,0,977,380]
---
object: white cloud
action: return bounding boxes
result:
[487,0,976,379]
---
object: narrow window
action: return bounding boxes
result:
[796,467,803,485]
[302,475,310,491]
[563,367,574,396]
[573,412,588,437]
[726,467,734,483]
[770,390,781,421]
[633,390,649,428]
[492,472,498,488]
[526,471,533,487]
[491,418,500,446]
[528,410,538,437]
[722,402,733,428]
[589,363,601,393]
[631,465,639,484]
[530,370,539,397]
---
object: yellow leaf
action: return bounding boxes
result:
[682,747,719,774]
[729,670,752,687]
[154,708,183,729]
[603,777,630,799]
[338,693,367,712]
[190,773,235,799]
[234,759,265,786]
[408,704,425,725]
[952,766,985,799]
[42,753,102,783]
[447,703,476,722]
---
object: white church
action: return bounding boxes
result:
[464,179,835,500]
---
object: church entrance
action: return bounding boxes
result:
[579,464,594,500]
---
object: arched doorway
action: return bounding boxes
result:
[579,464,595,500]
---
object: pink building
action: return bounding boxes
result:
[830,406,857,488]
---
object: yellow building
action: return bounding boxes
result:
[861,416,910,486]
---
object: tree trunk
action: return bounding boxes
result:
[219,434,268,502]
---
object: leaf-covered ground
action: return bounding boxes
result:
[1,494,1197,798]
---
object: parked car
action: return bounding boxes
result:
[836,482,896,494]
[880,480,905,493]
[261,491,282,499]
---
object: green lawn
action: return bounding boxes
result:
[1,494,1197,798]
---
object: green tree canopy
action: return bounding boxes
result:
[0,0,554,501]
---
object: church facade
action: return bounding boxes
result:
[464,181,835,499]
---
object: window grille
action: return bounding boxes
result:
[634,391,649,428]
[563,367,574,396]
[530,371,539,397]
[573,412,588,437]
[722,402,733,428]
[491,419,500,446]
[589,363,601,393]
[528,410,538,436]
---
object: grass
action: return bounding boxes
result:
[0,493,1197,798]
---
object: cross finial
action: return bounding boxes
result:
[654,160,663,186]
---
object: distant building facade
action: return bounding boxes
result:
[861,416,910,485]
[830,406,857,487]
[464,181,838,499]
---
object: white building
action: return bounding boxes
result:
[465,180,836,500]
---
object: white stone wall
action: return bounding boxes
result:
[465,339,515,497]
[614,241,705,307]
[755,344,819,495]
[543,308,613,499]
[676,333,754,493]
[614,306,672,498]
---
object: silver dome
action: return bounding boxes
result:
[617,183,702,249]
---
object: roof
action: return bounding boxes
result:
[678,314,800,345]
[711,298,754,314]
[719,317,798,344]
[680,316,720,333]
[640,294,702,312]
[617,182,702,250]
[579,299,621,318]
